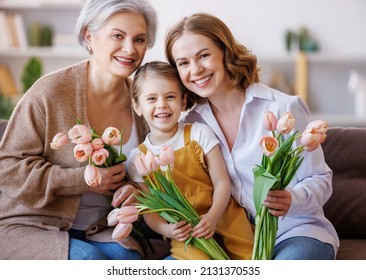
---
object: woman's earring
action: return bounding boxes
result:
[87,45,93,55]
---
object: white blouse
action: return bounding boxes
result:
[183,83,339,253]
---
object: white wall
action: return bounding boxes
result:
[144,0,366,120]
[145,0,366,61]
[2,0,365,122]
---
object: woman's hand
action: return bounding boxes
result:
[263,189,292,217]
[169,221,192,242]
[89,163,126,196]
[111,184,139,208]
[192,214,217,239]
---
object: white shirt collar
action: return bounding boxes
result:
[193,83,274,113]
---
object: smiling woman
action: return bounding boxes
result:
[166,12,339,260]
[85,12,148,78]
[0,0,168,260]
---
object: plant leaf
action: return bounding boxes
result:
[253,165,279,213]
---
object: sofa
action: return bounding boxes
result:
[322,127,366,259]
[0,119,365,259]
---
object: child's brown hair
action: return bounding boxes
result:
[132,61,195,109]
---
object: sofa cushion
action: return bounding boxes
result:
[322,127,366,239]
[336,239,366,260]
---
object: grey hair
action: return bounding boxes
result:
[75,0,158,51]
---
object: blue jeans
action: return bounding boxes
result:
[68,229,142,260]
[273,236,335,260]
[165,237,334,260]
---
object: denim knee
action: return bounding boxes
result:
[69,238,109,260]
[273,236,334,260]
[89,240,142,260]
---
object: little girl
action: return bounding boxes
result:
[127,61,253,260]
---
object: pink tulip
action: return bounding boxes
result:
[102,127,121,145]
[145,150,159,172]
[116,206,139,224]
[50,132,68,150]
[91,138,104,150]
[134,150,159,176]
[134,153,149,176]
[264,111,278,131]
[276,112,295,134]
[112,223,133,241]
[107,208,120,226]
[91,148,109,166]
[300,128,323,151]
[68,124,92,144]
[306,120,328,136]
[73,143,93,162]
[155,145,175,170]
[84,164,102,187]
[259,135,279,157]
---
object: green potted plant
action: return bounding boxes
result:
[21,57,42,93]
[0,94,15,120]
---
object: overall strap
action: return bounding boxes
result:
[138,143,148,153]
[183,124,193,145]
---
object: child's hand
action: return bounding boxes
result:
[169,221,192,242]
[192,214,217,239]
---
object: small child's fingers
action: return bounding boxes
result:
[192,219,206,231]
[193,228,211,239]
[171,222,191,236]
[204,230,214,239]
[172,224,192,241]
[192,224,208,237]
[171,221,187,230]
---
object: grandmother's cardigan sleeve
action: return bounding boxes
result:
[0,63,90,209]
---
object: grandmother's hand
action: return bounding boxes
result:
[263,190,292,217]
[89,163,126,196]
[111,184,139,208]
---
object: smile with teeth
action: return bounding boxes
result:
[194,75,212,85]
[115,57,133,63]
[155,113,171,118]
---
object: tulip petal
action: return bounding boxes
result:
[116,206,139,224]
[84,164,101,187]
[50,132,68,150]
[264,111,278,131]
[112,223,133,241]
[276,112,295,134]
[107,208,120,226]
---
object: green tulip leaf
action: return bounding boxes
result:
[253,165,280,213]
[115,153,127,163]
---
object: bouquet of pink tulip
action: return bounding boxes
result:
[252,111,328,260]
[50,121,127,187]
[107,146,230,260]
[50,122,156,253]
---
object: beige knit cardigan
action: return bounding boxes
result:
[0,60,149,259]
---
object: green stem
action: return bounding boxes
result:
[252,204,267,259]
[145,174,158,190]
[252,204,278,260]
[139,208,190,221]
[191,236,230,260]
